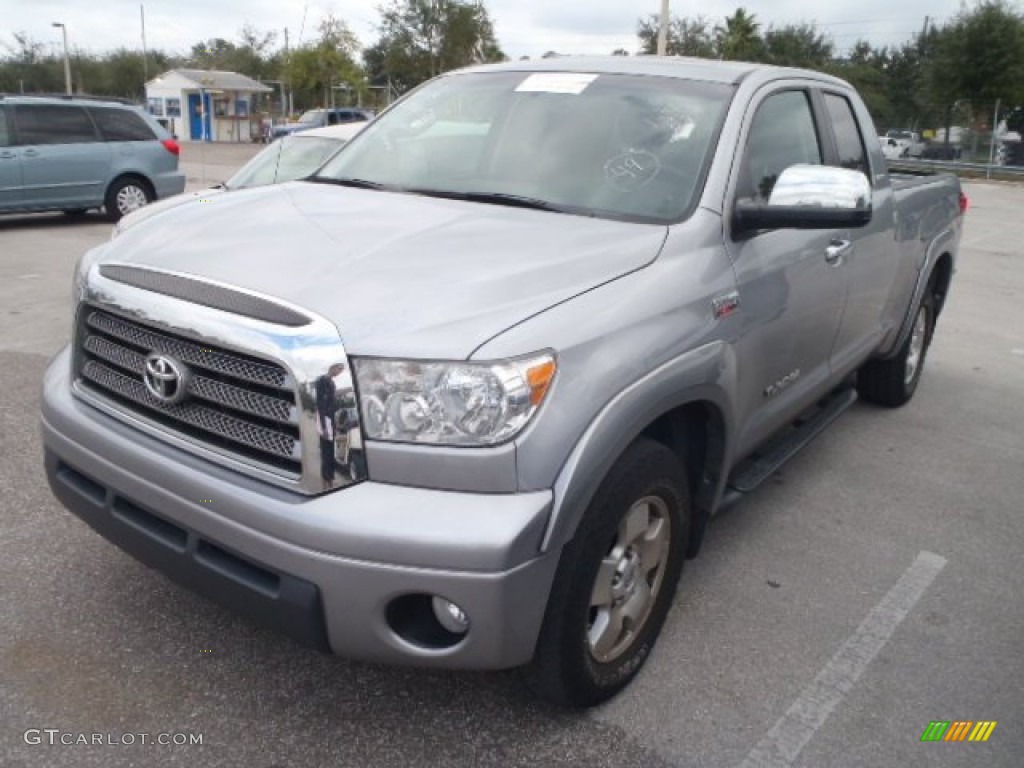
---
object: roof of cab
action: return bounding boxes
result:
[457,55,850,89]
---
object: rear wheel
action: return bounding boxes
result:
[526,439,689,707]
[858,293,935,407]
[105,177,152,222]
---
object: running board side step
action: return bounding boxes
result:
[721,387,858,507]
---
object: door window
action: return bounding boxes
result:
[0,106,9,146]
[823,93,869,176]
[741,91,822,202]
[14,105,97,145]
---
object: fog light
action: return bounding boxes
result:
[431,596,470,635]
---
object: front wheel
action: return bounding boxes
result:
[857,293,935,407]
[526,439,689,707]
[105,177,152,222]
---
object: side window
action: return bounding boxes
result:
[0,106,9,147]
[327,112,340,126]
[741,91,822,202]
[87,107,157,142]
[14,105,97,145]
[823,93,869,177]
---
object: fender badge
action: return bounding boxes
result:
[712,291,741,319]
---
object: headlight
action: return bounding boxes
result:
[353,353,556,446]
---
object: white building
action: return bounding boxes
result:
[144,69,272,142]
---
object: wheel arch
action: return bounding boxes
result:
[543,342,737,561]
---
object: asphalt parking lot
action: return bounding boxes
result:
[1,147,1022,767]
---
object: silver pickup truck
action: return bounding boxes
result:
[41,57,965,707]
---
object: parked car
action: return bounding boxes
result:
[113,122,367,233]
[0,95,184,220]
[43,58,965,708]
[884,130,925,158]
[271,107,374,140]
[879,135,902,160]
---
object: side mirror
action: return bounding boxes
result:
[733,164,872,234]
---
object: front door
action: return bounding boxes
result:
[188,93,212,140]
[725,88,850,457]
[13,103,111,209]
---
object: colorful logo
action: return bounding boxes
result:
[921,721,997,742]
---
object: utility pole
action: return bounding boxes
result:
[657,0,670,56]
[284,27,292,116]
[141,5,149,87]
[52,22,72,95]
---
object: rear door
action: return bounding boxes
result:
[13,103,111,209]
[725,86,850,456]
[0,105,23,210]
[820,90,900,374]
[87,105,165,178]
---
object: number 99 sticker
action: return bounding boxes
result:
[604,150,661,190]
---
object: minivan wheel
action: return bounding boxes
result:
[105,177,152,222]
[526,438,689,708]
[857,292,935,407]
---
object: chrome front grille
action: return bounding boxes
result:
[77,308,301,475]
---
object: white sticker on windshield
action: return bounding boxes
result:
[515,73,598,95]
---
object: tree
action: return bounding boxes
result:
[715,8,763,61]
[927,1,1024,114]
[762,24,833,69]
[637,15,715,57]
[365,0,504,93]
[286,15,363,109]
[829,41,893,129]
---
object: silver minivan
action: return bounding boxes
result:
[0,95,186,220]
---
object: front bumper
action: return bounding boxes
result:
[41,347,560,669]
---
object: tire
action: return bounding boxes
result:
[857,293,935,407]
[526,438,690,708]
[104,177,153,222]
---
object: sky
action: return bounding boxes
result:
[0,0,977,62]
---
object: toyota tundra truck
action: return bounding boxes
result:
[41,57,965,707]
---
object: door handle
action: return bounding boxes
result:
[22,149,40,158]
[0,151,16,159]
[825,238,852,266]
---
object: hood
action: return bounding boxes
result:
[116,186,224,232]
[98,182,668,359]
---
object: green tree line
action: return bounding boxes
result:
[638,1,1024,132]
[2,0,1022,134]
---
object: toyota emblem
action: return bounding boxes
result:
[143,353,190,404]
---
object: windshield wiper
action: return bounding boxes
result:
[306,176,390,190]
[405,188,567,212]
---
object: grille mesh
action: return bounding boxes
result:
[77,308,301,474]
[83,335,295,425]
[81,361,300,462]
[86,311,289,389]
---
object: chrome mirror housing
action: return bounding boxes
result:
[768,164,872,210]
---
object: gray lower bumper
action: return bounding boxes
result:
[41,348,560,669]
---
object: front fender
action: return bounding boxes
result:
[542,340,737,553]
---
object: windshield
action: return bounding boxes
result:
[298,110,323,125]
[314,71,733,223]
[887,130,914,140]
[227,135,346,189]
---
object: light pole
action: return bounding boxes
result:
[657,0,670,55]
[52,22,72,95]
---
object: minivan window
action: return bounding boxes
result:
[314,72,734,224]
[741,90,822,202]
[0,106,9,146]
[14,104,97,145]
[824,93,869,177]
[88,107,156,142]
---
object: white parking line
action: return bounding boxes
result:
[738,551,947,768]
